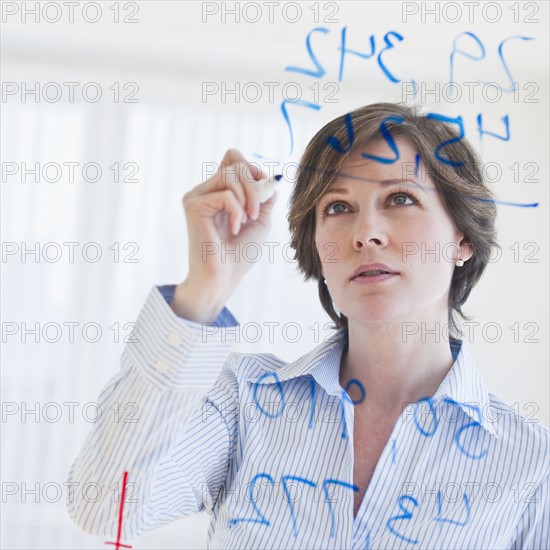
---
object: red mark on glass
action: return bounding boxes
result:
[105,471,133,550]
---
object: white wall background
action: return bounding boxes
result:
[1,1,548,548]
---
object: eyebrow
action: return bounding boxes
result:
[323,178,427,196]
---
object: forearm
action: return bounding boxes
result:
[67,286,239,538]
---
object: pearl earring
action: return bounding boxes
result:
[456,259,464,267]
[324,278,327,284]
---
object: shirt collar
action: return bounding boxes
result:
[246,328,498,439]
[431,341,498,438]
[246,328,347,386]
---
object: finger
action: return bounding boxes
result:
[188,167,247,210]
[210,189,246,236]
[247,162,267,182]
[185,189,245,236]
[235,162,264,221]
[258,190,278,221]
[219,149,266,182]
[220,148,247,168]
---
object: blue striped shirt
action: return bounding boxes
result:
[67,285,549,549]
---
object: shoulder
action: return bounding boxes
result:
[489,392,549,436]
[222,330,345,384]
[224,350,289,381]
[488,391,549,471]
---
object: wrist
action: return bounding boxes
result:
[170,280,227,323]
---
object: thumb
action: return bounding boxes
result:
[260,190,278,214]
[259,191,277,221]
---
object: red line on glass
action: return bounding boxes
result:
[105,471,133,550]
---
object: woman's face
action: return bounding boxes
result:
[314,138,472,327]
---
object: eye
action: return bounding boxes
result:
[323,201,349,216]
[389,192,418,206]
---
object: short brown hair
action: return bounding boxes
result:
[287,102,499,338]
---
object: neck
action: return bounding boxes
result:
[339,310,456,415]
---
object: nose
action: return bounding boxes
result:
[352,212,387,250]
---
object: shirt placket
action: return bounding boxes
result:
[350,405,412,549]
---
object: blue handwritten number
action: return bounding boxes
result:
[426,113,465,167]
[340,378,366,438]
[229,473,274,527]
[455,422,490,458]
[322,479,359,537]
[285,27,329,78]
[477,114,510,143]
[281,99,321,155]
[435,490,471,527]
[498,35,534,92]
[327,112,355,154]
[443,397,481,423]
[449,32,485,97]
[387,495,419,545]
[449,32,534,94]
[338,26,375,82]
[281,475,317,536]
[253,372,286,419]
[343,378,366,405]
[443,397,489,459]
[413,396,438,437]
[361,116,404,164]
[377,31,404,83]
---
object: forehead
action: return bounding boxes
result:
[326,138,433,189]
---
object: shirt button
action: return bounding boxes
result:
[168,333,182,347]
[154,361,168,374]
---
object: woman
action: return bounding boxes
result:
[68,103,548,549]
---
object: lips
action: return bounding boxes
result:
[350,263,399,281]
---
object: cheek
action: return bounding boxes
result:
[399,218,458,269]
[315,224,348,268]
[400,217,456,250]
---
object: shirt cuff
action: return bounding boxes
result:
[123,286,240,392]
[157,284,238,327]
